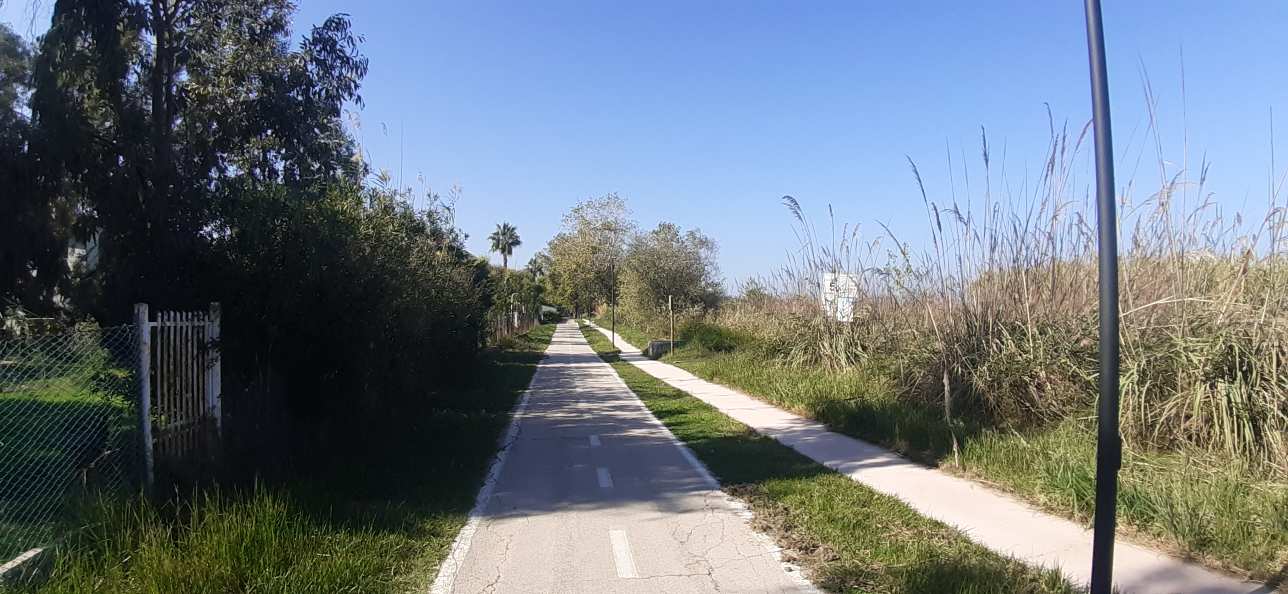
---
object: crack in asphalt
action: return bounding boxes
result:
[479,533,514,594]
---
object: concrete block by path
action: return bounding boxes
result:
[643,339,683,359]
[587,322,1267,594]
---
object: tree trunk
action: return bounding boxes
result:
[150,0,176,185]
[149,0,179,294]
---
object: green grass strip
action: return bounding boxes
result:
[606,318,1287,580]
[578,323,1074,594]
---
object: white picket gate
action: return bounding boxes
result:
[134,303,222,488]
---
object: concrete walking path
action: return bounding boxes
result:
[430,322,817,594]
[588,322,1267,594]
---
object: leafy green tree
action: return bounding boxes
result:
[545,194,633,314]
[621,222,723,319]
[0,23,28,116]
[488,222,521,270]
[28,0,367,319]
[5,1,502,462]
[488,267,544,329]
[526,250,552,279]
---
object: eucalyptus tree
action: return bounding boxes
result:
[0,23,72,311]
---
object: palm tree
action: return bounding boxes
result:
[488,222,522,270]
[527,251,551,279]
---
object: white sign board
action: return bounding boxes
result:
[821,272,860,322]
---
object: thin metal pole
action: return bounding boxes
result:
[208,302,222,440]
[668,295,674,355]
[1083,0,1121,592]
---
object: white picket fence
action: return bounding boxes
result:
[134,303,222,489]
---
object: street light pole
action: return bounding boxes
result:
[1083,0,1122,592]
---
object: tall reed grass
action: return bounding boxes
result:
[720,109,1287,475]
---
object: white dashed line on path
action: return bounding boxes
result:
[609,530,639,578]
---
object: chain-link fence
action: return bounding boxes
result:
[0,325,140,561]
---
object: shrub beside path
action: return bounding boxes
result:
[586,322,1266,594]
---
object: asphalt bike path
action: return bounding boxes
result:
[431,322,816,594]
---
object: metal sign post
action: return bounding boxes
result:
[668,295,674,355]
[610,260,617,348]
[821,272,859,322]
[1083,0,1122,592]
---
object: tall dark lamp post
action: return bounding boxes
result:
[1083,1,1122,592]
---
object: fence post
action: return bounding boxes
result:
[207,302,222,439]
[133,303,154,496]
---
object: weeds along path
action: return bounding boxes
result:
[585,322,1262,594]
[430,321,815,594]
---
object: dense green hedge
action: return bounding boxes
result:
[212,182,492,464]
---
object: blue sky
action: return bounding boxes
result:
[5,1,1286,288]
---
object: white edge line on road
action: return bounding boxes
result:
[428,352,545,594]
[596,466,614,488]
[589,434,602,447]
[609,529,640,579]
[583,321,820,593]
